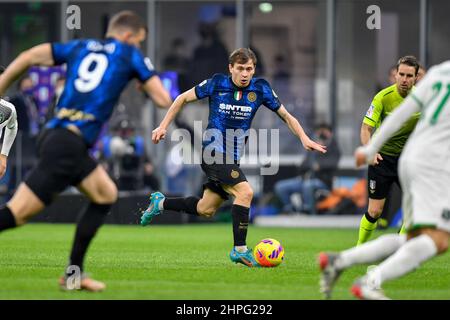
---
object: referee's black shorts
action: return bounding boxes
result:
[200,151,247,200]
[367,153,401,200]
[24,127,98,205]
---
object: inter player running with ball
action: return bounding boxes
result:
[357,56,420,245]
[0,11,171,291]
[142,48,326,267]
[319,61,450,300]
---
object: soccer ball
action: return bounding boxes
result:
[253,238,285,267]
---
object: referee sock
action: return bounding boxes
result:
[68,202,111,274]
[0,205,17,232]
[357,212,379,246]
[232,204,250,247]
[163,197,200,215]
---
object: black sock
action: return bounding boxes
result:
[365,211,379,223]
[163,197,200,215]
[232,204,249,246]
[0,205,17,232]
[67,202,111,274]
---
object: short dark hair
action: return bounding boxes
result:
[396,55,419,75]
[229,48,257,66]
[107,10,146,34]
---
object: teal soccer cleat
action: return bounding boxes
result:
[230,248,260,267]
[140,192,165,226]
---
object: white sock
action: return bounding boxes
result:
[336,234,406,269]
[367,234,438,285]
[235,245,248,253]
[158,199,165,211]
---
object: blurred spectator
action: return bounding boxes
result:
[388,65,397,85]
[188,22,229,87]
[163,38,191,92]
[143,157,160,191]
[98,118,152,191]
[274,123,341,214]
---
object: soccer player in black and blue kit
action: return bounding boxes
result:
[142,48,326,267]
[0,11,171,290]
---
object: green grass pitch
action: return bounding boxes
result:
[0,223,448,300]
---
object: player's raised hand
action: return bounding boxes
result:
[302,138,327,153]
[152,127,167,144]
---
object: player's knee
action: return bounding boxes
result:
[368,208,383,218]
[198,206,217,218]
[236,187,254,203]
[97,183,118,204]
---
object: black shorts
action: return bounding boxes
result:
[25,128,98,205]
[367,153,401,199]
[200,153,247,200]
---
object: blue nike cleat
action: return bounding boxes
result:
[229,248,260,267]
[140,192,165,226]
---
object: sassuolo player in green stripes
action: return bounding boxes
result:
[319,61,450,300]
[357,56,421,245]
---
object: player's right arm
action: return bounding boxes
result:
[0,43,54,95]
[152,87,198,144]
[141,76,172,109]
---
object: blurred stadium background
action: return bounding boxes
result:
[0,0,450,227]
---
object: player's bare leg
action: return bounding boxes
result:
[58,165,118,292]
[5,183,45,225]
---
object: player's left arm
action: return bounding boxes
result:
[0,100,18,178]
[276,105,326,153]
[0,43,54,95]
[142,76,172,109]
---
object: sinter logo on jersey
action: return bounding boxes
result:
[219,103,252,120]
